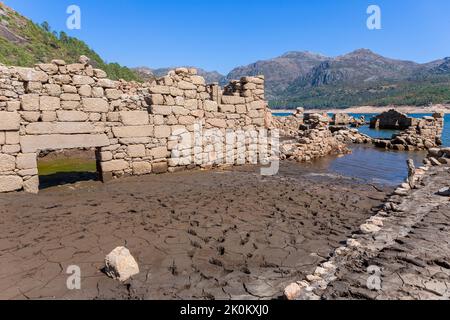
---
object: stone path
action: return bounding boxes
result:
[322,166,450,300]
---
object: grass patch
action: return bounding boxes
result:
[38,158,97,176]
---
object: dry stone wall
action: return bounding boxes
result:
[0,56,271,193]
[273,111,349,162]
[374,112,444,151]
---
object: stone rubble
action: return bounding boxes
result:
[424,147,450,166]
[273,110,350,162]
[373,110,444,151]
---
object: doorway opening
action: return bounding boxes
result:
[37,148,101,189]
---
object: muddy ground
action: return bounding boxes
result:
[0,162,390,300]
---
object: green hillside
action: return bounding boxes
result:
[0,2,142,81]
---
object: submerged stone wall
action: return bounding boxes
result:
[273,110,349,162]
[0,56,271,193]
[374,112,444,151]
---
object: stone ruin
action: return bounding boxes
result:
[425,147,450,166]
[372,110,444,151]
[271,108,350,162]
[370,109,414,130]
[0,56,272,193]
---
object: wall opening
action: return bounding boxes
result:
[37,148,101,189]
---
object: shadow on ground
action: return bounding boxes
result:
[39,172,99,189]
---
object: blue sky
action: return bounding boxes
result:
[3,0,450,74]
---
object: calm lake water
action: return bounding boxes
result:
[273,112,449,185]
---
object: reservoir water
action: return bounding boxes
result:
[273,112,448,186]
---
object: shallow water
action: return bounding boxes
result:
[307,145,427,186]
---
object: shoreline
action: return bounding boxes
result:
[272,105,450,114]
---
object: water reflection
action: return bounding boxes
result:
[300,144,426,186]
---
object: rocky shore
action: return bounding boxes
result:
[284,160,450,300]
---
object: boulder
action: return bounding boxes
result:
[437,187,450,197]
[104,247,139,282]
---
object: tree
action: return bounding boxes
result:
[59,31,69,43]
[40,21,51,32]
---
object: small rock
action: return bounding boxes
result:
[347,239,361,247]
[401,183,411,190]
[360,223,381,234]
[335,246,349,255]
[437,187,450,197]
[394,188,409,196]
[322,261,336,270]
[79,55,91,65]
[428,148,442,158]
[314,266,328,276]
[306,274,322,282]
[367,216,384,227]
[429,157,442,166]
[284,283,301,300]
[104,246,139,282]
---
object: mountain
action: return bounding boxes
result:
[226,51,328,100]
[224,49,450,108]
[271,49,450,109]
[133,66,225,84]
[0,2,141,81]
[295,49,419,87]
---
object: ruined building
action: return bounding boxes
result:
[0,56,272,193]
